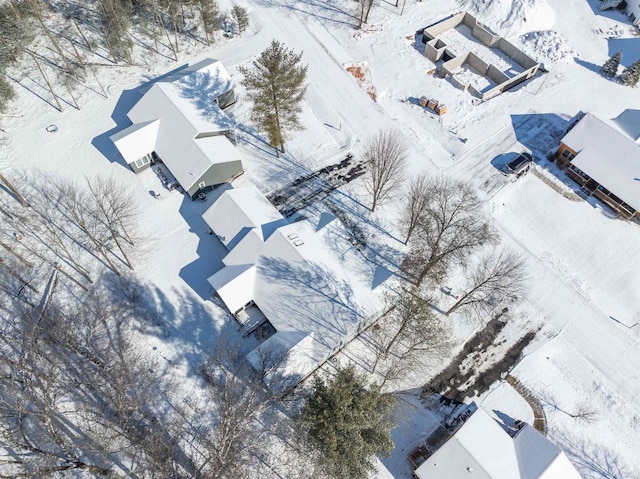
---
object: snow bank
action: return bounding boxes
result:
[457,0,556,37]
[520,30,575,64]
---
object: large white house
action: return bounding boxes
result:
[110,59,244,198]
[627,1,640,25]
[414,408,582,479]
[555,112,640,220]
[203,186,386,391]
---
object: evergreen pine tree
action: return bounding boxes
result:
[98,0,133,62]
[297,365,395,479]
[239,40,307,156]
[601,51,622,78]
[621,59,640,87]
[231,4,249,34]
[197,0,221,45]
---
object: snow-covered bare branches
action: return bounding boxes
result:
[402,176,496,286]
[362,129,408,212]
[399,172,430,244]
[445,247,527,316]
[369,286,451,391]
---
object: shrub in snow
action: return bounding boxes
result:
[601,51,622,78]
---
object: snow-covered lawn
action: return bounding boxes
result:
[1,0,640,476]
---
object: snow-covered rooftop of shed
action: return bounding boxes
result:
[562,113,640,212]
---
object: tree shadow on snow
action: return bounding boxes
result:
[253,0,358,28]
[574,57,603,75]
[554,429,639,479]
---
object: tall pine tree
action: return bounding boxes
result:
[601,51,622,78]
[239,40,307,156]
[231,4,249,35]
[297,365,395,479]
[621,59,640,87]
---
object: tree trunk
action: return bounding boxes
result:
[27,49,63,111]
[0,172,29,207]
[0,240,33,267]
[111,234,134,270]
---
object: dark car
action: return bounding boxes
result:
[506,152,532,175]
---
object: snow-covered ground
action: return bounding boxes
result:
[1,0,640,476]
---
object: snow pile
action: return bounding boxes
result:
[520,30,575,64]
[457,0,556,37]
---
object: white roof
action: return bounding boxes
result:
[110,59,242,192]
[207,187,384,390]
[247,331,321,387]
[202,186,288,249]
[613,109,640,143]
[109,120,160,164]
[207,264,256,314]
[415,408,582,479]
[513,426,581,479]
[561,113,640,212]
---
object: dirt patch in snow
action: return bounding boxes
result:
[352,23,383,40]
[520,30,575,64]
[345,62,377,101]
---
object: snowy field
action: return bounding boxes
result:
[1,0,640,477]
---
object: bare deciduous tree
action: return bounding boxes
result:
[197,338,275,478]
[370,287,450,391]
[399,172,429,244]
[86,176,139,271]
[357,0,375,29]
[0,278,198,478]
[402,176,496,286]
[445,247,526,316]
[362,129,408,212]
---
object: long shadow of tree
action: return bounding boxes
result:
[554,429,638,479]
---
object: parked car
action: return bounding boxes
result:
[506,152,532,175]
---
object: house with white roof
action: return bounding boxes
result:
[614,109,640,145]
[110,59,244,198]
[203,186,385,391]
[413,408,582,479]
[627,1,640,26]
[555,112,640,220]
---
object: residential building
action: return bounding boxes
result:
[627,1,640,26]
[203,186,386,392]
[412,408,582,479]
[110,59,243,198]
[555,112,639,220]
